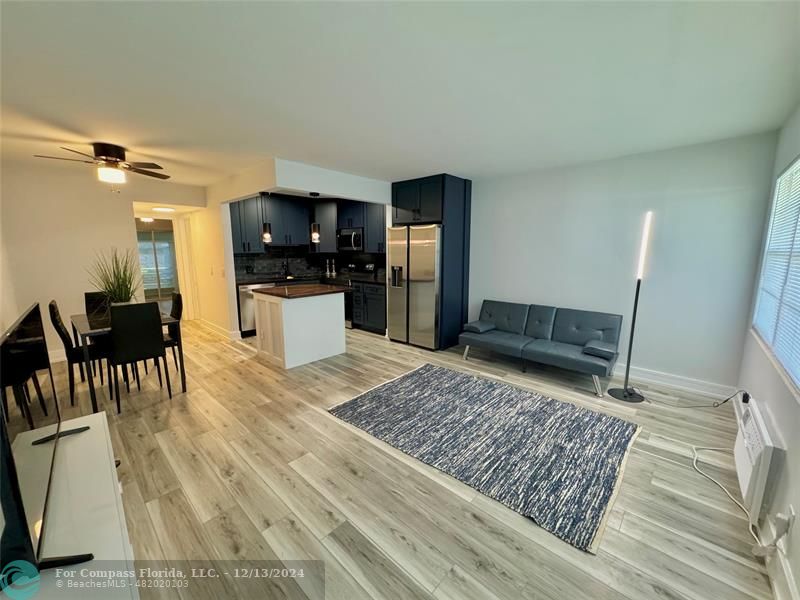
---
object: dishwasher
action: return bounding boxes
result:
[237,283,276,337]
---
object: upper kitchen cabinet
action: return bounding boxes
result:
[284,198,310,245]
[230,196,265,254]
[392,175,443,224]
[313,201,337,253]
[364,202,386,253]
[337,200,365,230]
[262,194,310,246]
[230,201,244,253]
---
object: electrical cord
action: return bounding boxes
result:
[691,446,760,544]
[625,387,765,548]
[634,388,746,409]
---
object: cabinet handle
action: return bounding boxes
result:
[242,243,245,252]
[247,242,250,251]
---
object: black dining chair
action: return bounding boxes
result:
[164,292,183,368]
[82,291,111,379]
[49,300,109,406]
[109,302,171,413]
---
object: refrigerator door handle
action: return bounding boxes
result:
[391,266,403,288]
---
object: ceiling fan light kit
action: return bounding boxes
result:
[33,142,170,182]
[97,166,126,184]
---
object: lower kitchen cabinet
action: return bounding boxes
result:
[352,283,386,333]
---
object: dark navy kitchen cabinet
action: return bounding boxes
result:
[242,196,264,253]
[363,284,386,332]
[284,199,310,245]
[230,196,265,254]
[337,200,365,229]
[364,203,386,253]
[313,201,337,253]
[230,201,244,254]
[262,194,310,246]
[392,175,443,224]
[352,282,385,332]
[393,183,418,224]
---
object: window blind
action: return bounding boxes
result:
[753,155,800,388]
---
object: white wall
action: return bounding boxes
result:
[738,104,800,600]
[0,160,205,357]
[470,132,777,393]
[273,159,391,204]
[190,161,278,336]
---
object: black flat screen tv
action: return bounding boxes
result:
[0,303,61,574]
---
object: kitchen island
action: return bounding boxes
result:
[253,284,349,368]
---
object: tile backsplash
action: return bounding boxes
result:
[235,248,386,282]
[234,254,321,280]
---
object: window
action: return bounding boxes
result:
[753,155,800,388]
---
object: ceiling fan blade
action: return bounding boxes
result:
[127,162,163,169]
[33,154,95,164]
[60,146,97,160]
[126,166,171,180]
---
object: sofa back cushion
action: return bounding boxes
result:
[478,300,528,334]
[552,308,623,347]
[524,305,557,339]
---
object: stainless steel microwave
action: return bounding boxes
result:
[337,228,363,252]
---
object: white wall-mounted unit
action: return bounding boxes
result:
[733,394,783,527]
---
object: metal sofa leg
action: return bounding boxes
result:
[592,375,603,397]
[521,361,527,373]
[462,345,470,360]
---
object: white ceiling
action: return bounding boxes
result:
[2,1,799,186]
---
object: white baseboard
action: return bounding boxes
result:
[763,520,799,600]
[612,363,736,400]
[198,318,240,340]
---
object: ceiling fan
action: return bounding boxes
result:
[33,142,170,183]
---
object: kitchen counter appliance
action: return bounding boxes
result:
[337,228,363,252]
[238,282,278,336]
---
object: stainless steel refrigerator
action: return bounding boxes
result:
[387,224,441,349]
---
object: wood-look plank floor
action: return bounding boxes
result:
[8,322,774,600]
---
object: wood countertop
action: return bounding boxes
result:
[252,283,350,299]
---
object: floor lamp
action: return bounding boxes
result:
[609,211,653,403]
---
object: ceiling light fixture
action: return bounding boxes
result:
[97,166,126,184]
[139,217,154,223]
[152,207,175,213]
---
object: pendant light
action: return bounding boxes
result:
[310,223,321,244]
[262,222,272,244]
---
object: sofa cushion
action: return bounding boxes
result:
[582,340,616,360]
[478,300,528,334]
[524,305,557,339]
[463,320,496,334]
[551,308,623,347]
[522,339,615,376]
[459,330,533,358]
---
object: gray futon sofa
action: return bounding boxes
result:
[459,300,623,396]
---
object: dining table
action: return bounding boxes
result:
[70,311,187,413]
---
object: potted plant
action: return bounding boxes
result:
[88,248,142,306]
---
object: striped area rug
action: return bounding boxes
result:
[329,363,640,552]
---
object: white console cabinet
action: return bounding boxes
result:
[12,412,138,599]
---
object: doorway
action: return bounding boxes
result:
[136,218,179,311]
